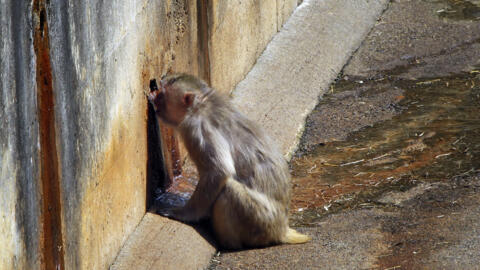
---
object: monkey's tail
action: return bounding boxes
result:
[282,227,311,244]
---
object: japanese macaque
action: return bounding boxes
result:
[148,73,311,249]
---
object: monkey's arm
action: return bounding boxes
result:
[162,172,228,223]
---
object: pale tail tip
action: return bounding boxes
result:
[284,228,312,244]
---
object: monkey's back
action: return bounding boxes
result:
[180,91,291,207]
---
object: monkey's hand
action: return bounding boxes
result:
[156,207,176,218]
[157,207,200,223]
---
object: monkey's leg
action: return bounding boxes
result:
[212,178,287,249]
[167,173,228,223]
[211,186,242,249]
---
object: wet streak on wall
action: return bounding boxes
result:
[159,125,182,186]
[143,0,201,205]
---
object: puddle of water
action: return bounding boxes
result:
[426,0,480,21]
[152,162,198,210]
[290,70,480,226]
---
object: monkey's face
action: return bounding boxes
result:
[148,76,196,127]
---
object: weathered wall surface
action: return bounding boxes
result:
[46,0,200,269]
[0,1,42,269]
[1,0,200,269]
[208,0,297,93]
[0,0,296,269]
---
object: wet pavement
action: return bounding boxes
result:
[290,70,480,224]
[206,0,480,269]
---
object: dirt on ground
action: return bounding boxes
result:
[208,0,480,269]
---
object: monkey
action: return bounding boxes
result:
[148,73,311,249]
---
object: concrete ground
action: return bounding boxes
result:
[209,0,480,269]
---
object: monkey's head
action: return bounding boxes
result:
[148,73,209,126]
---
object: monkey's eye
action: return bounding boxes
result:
[167,77,178,86]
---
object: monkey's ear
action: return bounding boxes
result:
[183,92,196,108]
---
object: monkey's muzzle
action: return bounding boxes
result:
[148,78,162,103]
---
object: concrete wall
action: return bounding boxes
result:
[0,0,297,269]
[208,0,297,93]
[46,1,201,269]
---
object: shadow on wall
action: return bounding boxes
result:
[146,100,167,209]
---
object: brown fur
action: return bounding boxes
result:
[148,73,310,249]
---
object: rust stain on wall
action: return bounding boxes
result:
[32,1,65,269]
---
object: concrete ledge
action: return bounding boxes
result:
[110,213,215,270]
[110,1,388,269]
[232,0,389,159]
